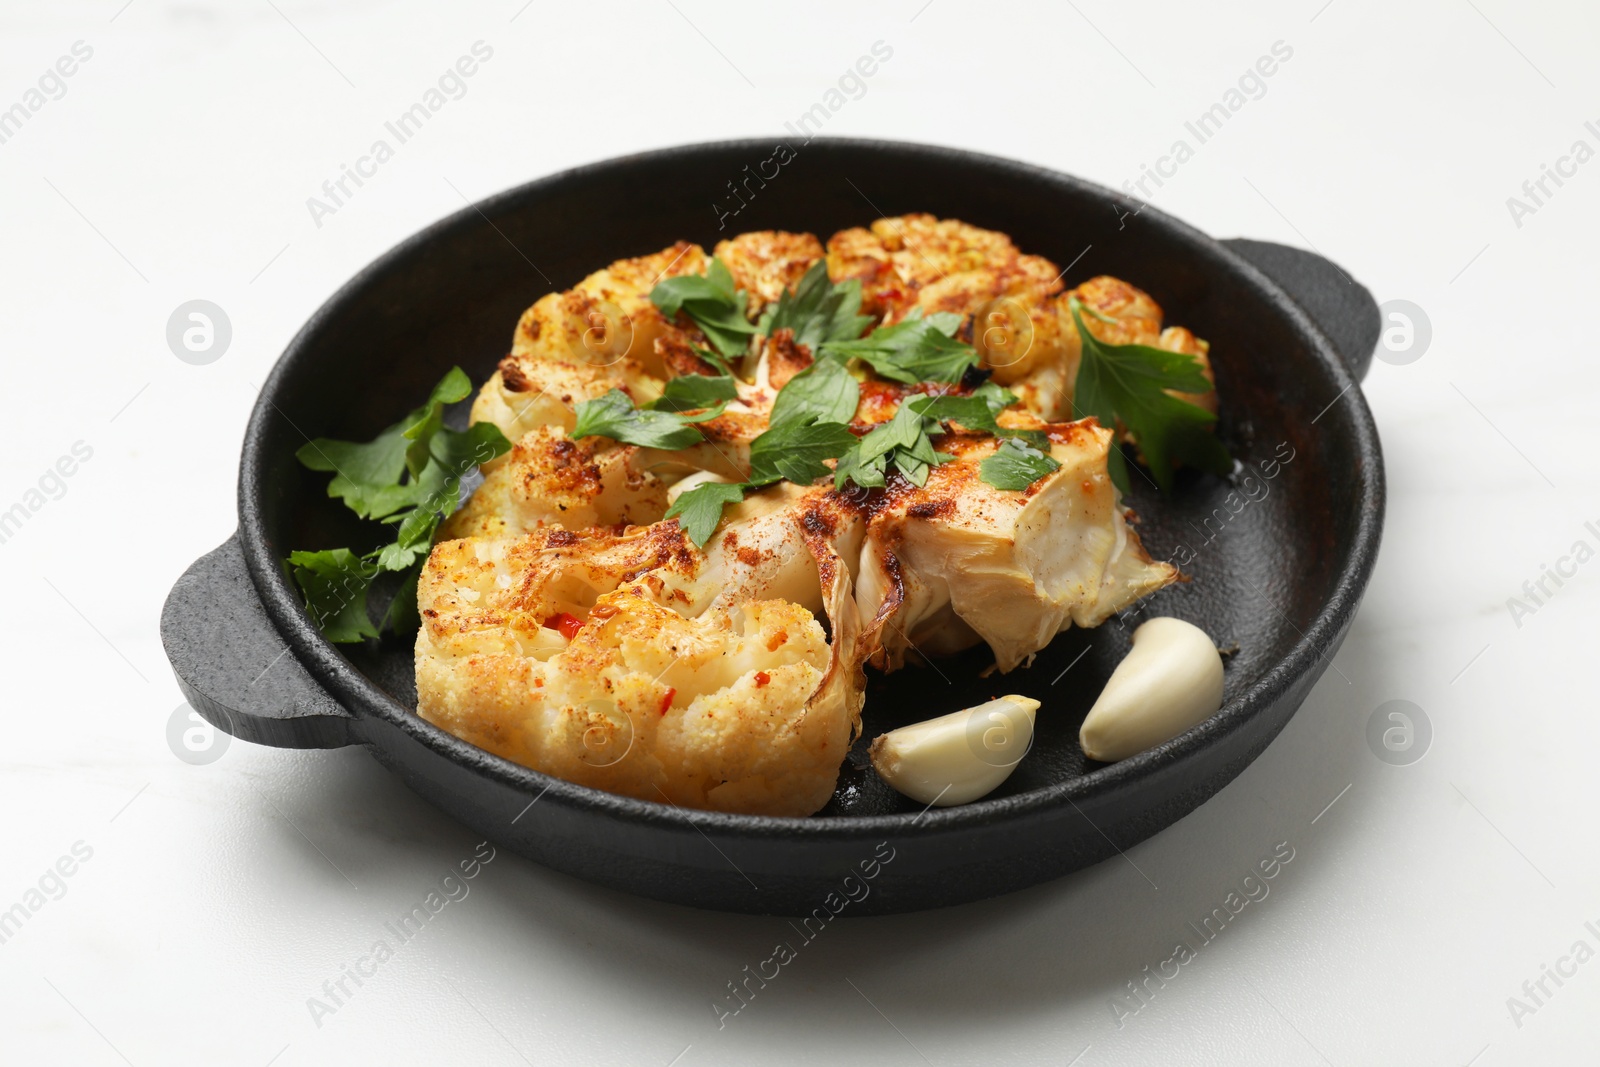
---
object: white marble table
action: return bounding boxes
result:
[3,1,1595,1063]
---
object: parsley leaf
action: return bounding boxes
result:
[749,417,858,486]
[427,420,515,486]
[287,367,512,643]
[294,426,414,520]
[832,444,889,490]
[757,261,873,350]
[767,358,860,428]
[822,309,978,384]
[379,566,421,634]
[829,381,1057,494]
[402,367,473,475]
[1068,297,1231,492]
[915,382,1049,449]
[646,373,738,413]
[667,348,863,543]
[670,335,867,542]
[691,345,736,377]
[669,409,857,547]
[295,366,471,520]
[833,401,954,492]
[286,549,380,644]
[979,438,1062,490]
[664,480,747,547]
[572,389,713,450]
[650,257,760,361]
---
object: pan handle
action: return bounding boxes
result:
[1221,238,1380,382]
[161,535,358,749]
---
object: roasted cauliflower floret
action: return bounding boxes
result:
[824,224,906,318]
[417,581,845,815]
[755,328,815,391]
[470,356,661,464]
[713,231,824,313]
[826,214,1052,320]
[867,213,1028,289]
[826,214,1066,388]
[441,427,670,540]
[926,274,1067,386]
[473,239,783,485]
[510,241,708,380]
[416,491,866,816]
[493,242,710,409]
[824,219,1218,423]
[1157,326,1217,416]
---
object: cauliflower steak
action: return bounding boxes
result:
[415,218,1214,815]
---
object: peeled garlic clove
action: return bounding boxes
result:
[870,695,1039,807]
[1079,617,1223,763]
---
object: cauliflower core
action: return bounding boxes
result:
[852,422,1176,674]
[416,218,1207,815]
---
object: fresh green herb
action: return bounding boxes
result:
[666,416,857,548]
[757,261,874,350]
[830,381,1060,493]
[649,258,730,317]
[916,381,1049,449]
[286,548,380,643]
[833,401,954,491]
[979,438,1062,490]
[572,388,719,450]
[295,367,468,520]
[748,417,858,486]
[663,480,748,547]
[649,257,760,361]
[1068,297,1231,492]
[378,566,421,635]
[663,344,863,547]
[767,358,860,428]
[664,403,859,548]
[821,309,979,384]
[645,373,738,413]
[635,265,1115,542]
[885,423,949,488]
[691,345,736,377]
[287,368,512,643]
[670,376,1062,544]
[369,420,511,572]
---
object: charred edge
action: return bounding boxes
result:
[500,358,533,393]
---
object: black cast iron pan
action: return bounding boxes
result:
[161,139,1384,915]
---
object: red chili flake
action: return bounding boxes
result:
[543,612,583,640]
[754,671,771,688]
[658,688,676,716]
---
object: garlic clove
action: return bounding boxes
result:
[1079,617,1224,763]
[870,695,1040,807]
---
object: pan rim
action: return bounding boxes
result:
[237,136,1384,839]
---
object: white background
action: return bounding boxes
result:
[2,1,1596,1064]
